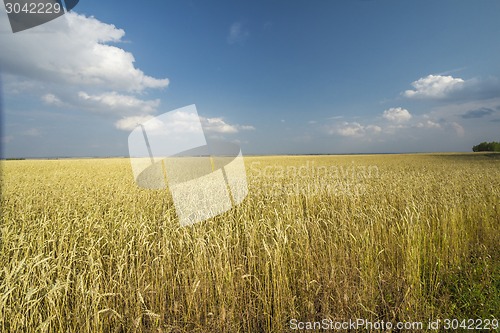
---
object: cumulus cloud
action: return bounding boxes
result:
[329,122,381,137]
[41,93,63,106]
[403,75,464,99]
[78,91,160,115]
[382,107,412,123]
[227,22,249,44]
[202,117,238,133]
[366,124,382,133]
[1,10,170,132]
[202,117,255,133]
[115,113,255,134]
[415,120,441,129]
[38,90,162,119]
[115,115,155,131]
[116,110,203,134]
[336,122,364,137]
[324,108,447,140]
[0,11,169,92]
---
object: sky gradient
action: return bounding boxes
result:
[1,0,500,158]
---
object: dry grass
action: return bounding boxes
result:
[1,154,499,332]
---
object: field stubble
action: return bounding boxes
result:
[1,154,499,332]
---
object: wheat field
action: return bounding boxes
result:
[1,154,499,332]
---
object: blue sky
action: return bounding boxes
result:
[1,0,500,157]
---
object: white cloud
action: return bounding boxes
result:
[325,111,444,139]
[201,117,255,133]
[403,75,464,99]
[330,122,380,137]
[415,120,441,129]
[383,107,412,123]
[1,11,170,134]
[202,117,238,133]
[115,115,155,131]
[366,124,382,133]
[115,113,255,134]
[337,122,364,137]
[41,93,63,106]
[227,22,249,44]
[115,110,203,134]
[0,11,168,92]
[78,91,160,115]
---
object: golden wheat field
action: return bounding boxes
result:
[1,153,499,332]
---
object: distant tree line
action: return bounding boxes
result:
[472,141,500,152]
